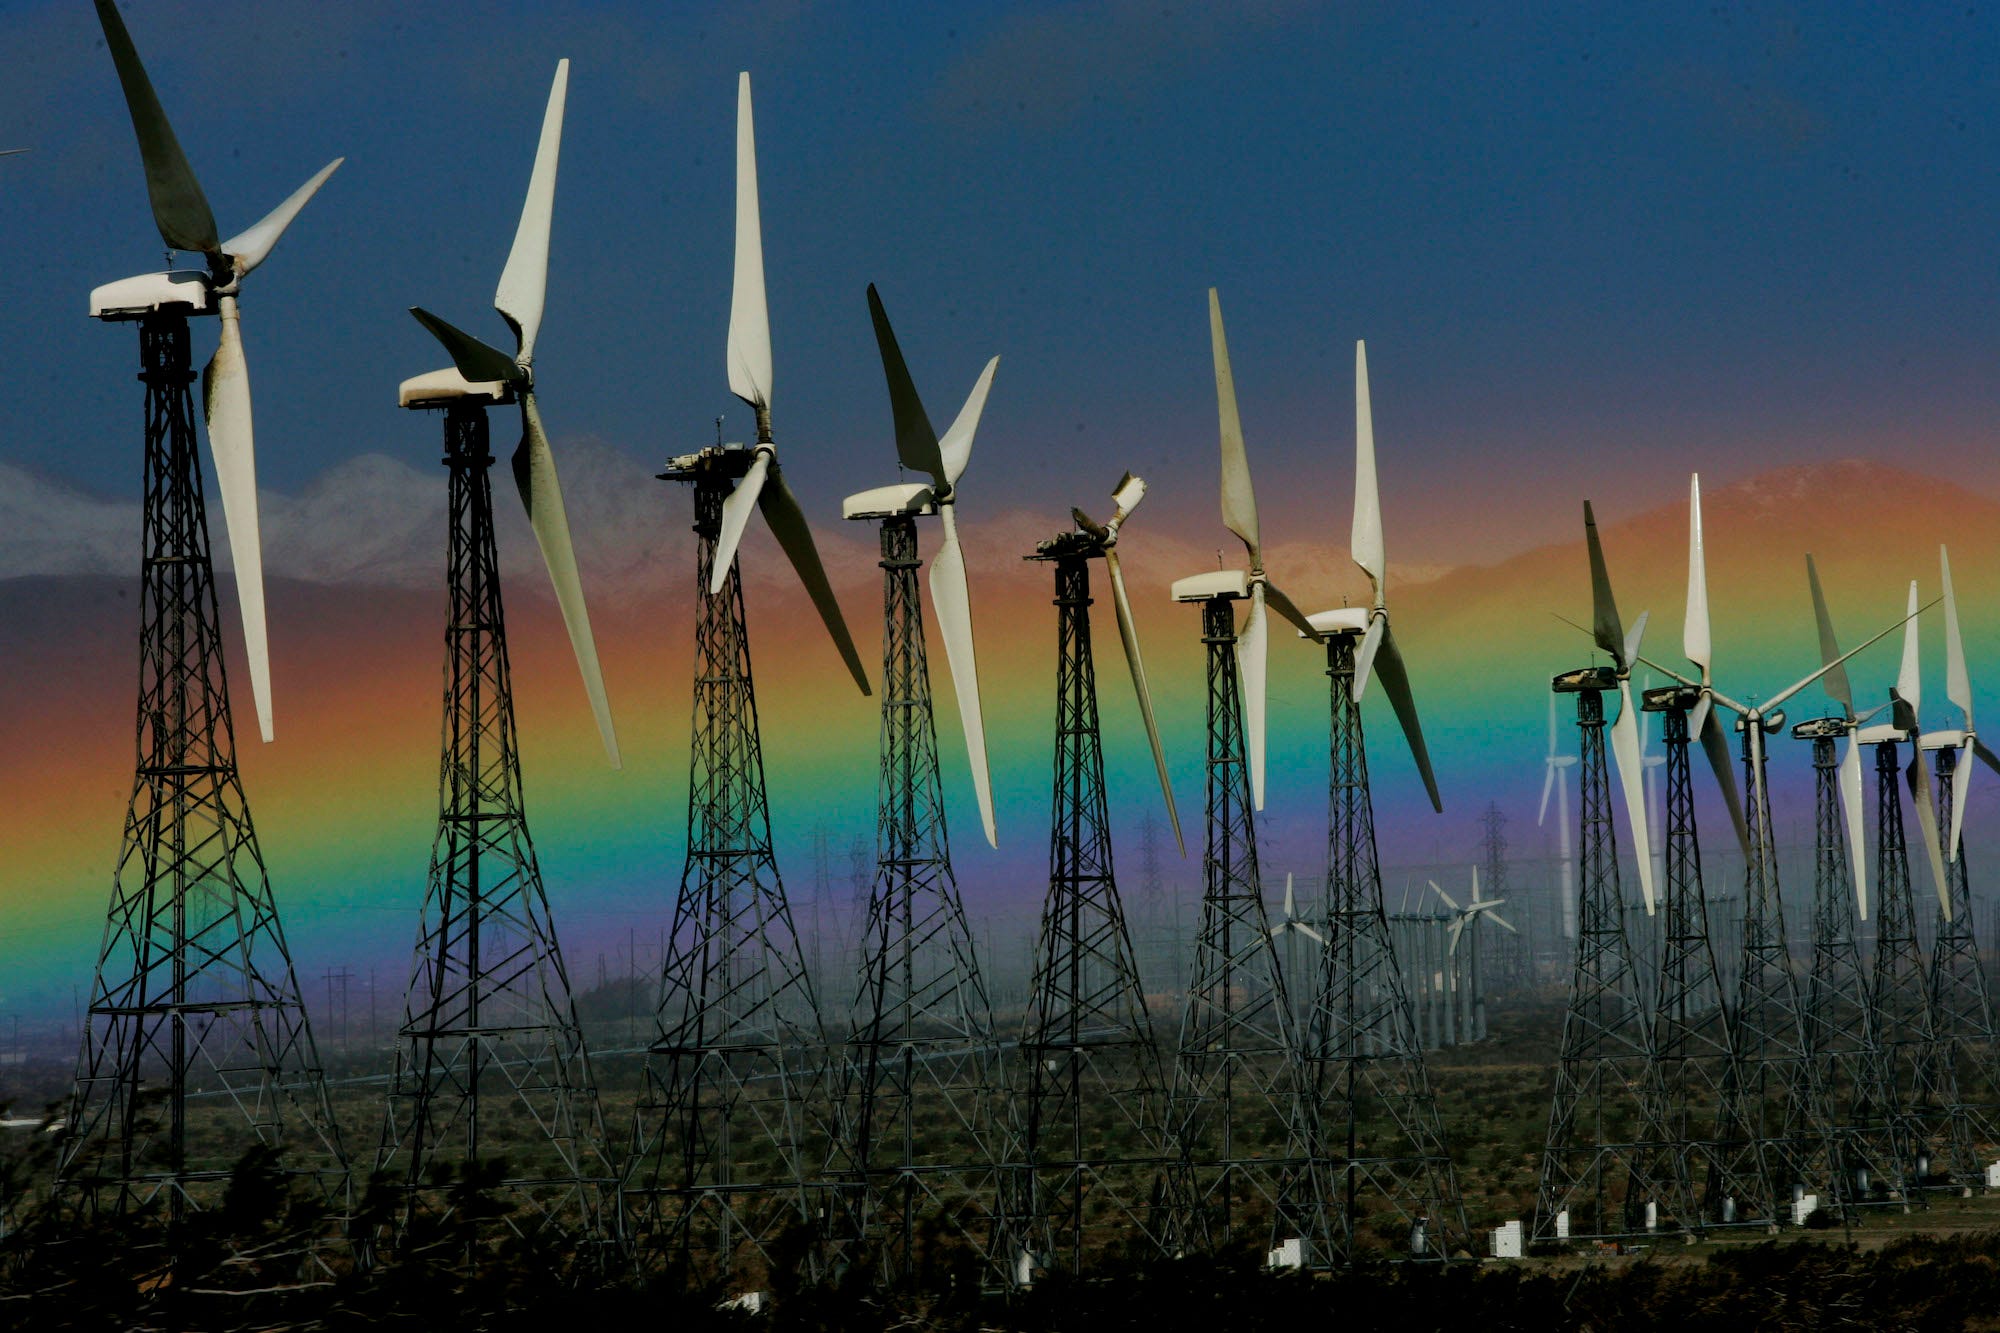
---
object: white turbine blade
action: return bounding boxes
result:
[1448,915,1467,956]
[1240,581,1268,811]
[93,0,220,256]
[1895,579,1922,721]
[1696,700,1751,858]
[1960,736,1976,860]
[708,450,770,595]
[409,308,522,386]
[1427,879,1460,911]
[494,58,569,366]
[1208,288,1259,563]
[1104,545,1182,855]
[1538,761,1556,826]
[1609,680,1656,913]
[1685,474,1710,677]
[1807,553,1853,717]
[1283,872,1297,917]
[1840,734,1868,920]
[725,71,773,414]
[937,356,999,490]
[1624,609,1649,675]
[1943,547,1971,728]
[1297,923,1326,946]
[1351,340,1384,597]
[1471,863,1481,902]
[866,284,945,484]
[1487,910,1519,935]
[759,462,870,694]
[201,297,271,744]
[1352,611,1385,703]
[221,158,343,279]
[1907,746,1951,919]
[513,392,619,768]
[1767,593,1935,715]
[931,504,995,847]
[1373,623,1444,813]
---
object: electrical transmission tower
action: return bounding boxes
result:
[1480,804,1525,993]
[374,402,615,1247]
[835,509,1012,1284]
[1304,630,1465,1262]
[59,311,348,1220]
[1535,671,1673,1242]
[1637,687,1741,1232]
[1927,746,2000,1184]
[1795,718,1904,1211]
[1015,515,1179,1275]
[626,452,840,1280]
[1865,735,1966,1187]
[1163,588,1321,1261]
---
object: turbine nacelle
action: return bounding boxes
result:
[397,367,513,410]
[1171,569,1251,603]
[843,482,937,520]
[90,269,214,320]
[1790,715,1850,742]
[1552,665,1619,693]
[1301,607,1372,638]
[1641,683,1703,713]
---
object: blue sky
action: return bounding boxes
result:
[3,1,1996,566]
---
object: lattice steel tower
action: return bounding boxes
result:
[1015,519,1179,1274]
[1303,630,1464,1262]
[1535,671,1672,1242]
[1927,746,2000,1183]
[1794,718,1904,1212]
[1163,587,1322,1261]
[626,450,841,1280]
[59,311,348,1219]
[1636,686,1741,1232]
[374,402,615,1246]
[1710,716,1837,1226]
[834,508,1011,1284]
[1864,735,1966,1187]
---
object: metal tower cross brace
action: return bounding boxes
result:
[627,458,835,1281]
[1015,546,1177,1275]
[1636,692,1741,1232]
[1164,595,1321,1262]
[835,514,1012,1286]
[1711,717,1837,1226]
[59,312,349,1220]
[375,404,615,1248]
[1928,748,2000,1183]
[1796,723,1905,1211]
[1866,739,1969,1187]
[1304,633,1465,1263]
[1535,675,1674,1243]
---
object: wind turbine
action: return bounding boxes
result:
[1852,583,1951,917]
[380,56,617,1245]
[402,60,617,767]
[1579,502,1656,912]
[1204,289,1324,810]
[61,0,349,1218]
[1925,547,2000,861]
[852,284,1001,844]
[697,73,870,691]
[88,0,341,743]
[1804,553,1874,918]
[1428,866,1516,1044]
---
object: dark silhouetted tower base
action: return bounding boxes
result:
[1015,544,1176,1275]
[1306,633,1464,1263]
[835,514,1011,1286]
[627,454,833,1282]
[1928,747,2000,1184]
[58,313,347,1221]
[375,404,614,1249]
[1535,674,1672,1242]
[1794,721,1905,1213]
[1165,595,1320,1262]
[1711,719,1836,1227]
